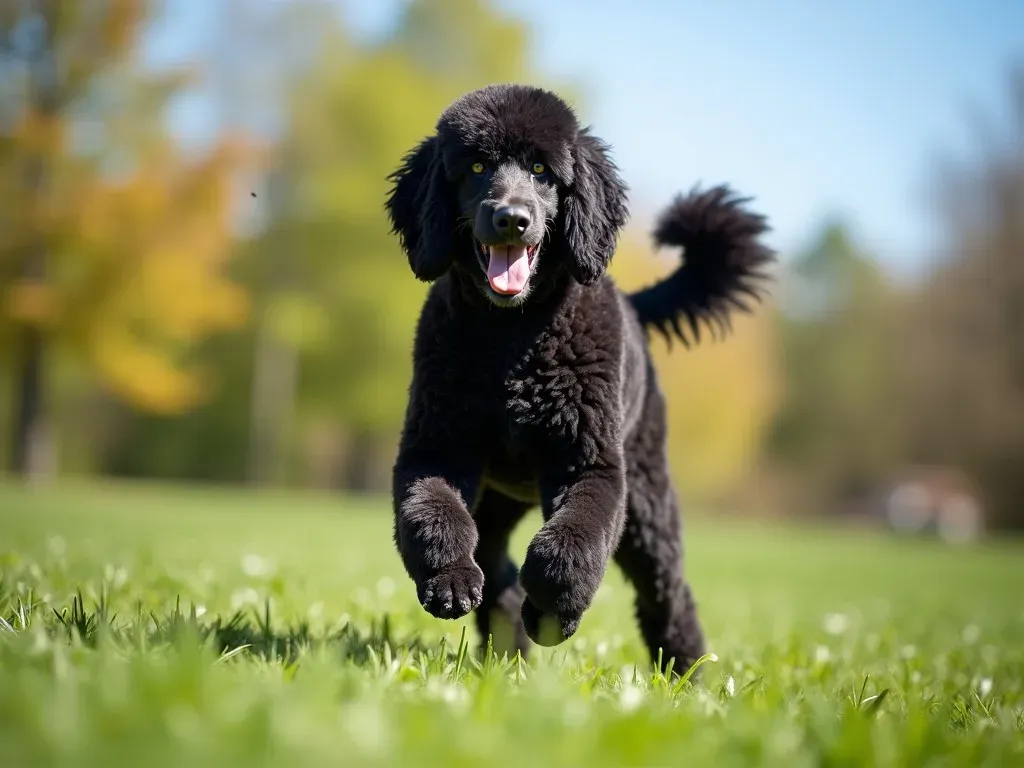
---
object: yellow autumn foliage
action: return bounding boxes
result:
[1,108,257,413]
[609,230,781,503]
[78,139,255,412]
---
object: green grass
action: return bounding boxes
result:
[1,479,1022,767]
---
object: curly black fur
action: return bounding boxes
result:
[384,84,775,674]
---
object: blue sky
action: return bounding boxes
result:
[148,0,1023,272]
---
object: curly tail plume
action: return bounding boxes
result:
[628,184,776,347]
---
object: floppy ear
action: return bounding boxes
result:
[385,136,456,281]
[560,130,629,284]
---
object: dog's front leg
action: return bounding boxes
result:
[392,456,485,620]
[518,449,627,645]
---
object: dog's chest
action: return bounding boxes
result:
[502,324,583,435]
[477,372,555,505]
[499,328,595,468]
[453,297,617,496]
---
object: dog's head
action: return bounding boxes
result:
[385,84,629,307]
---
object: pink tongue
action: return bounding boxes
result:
[487,245,531,294]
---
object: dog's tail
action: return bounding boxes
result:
[627,185,776,347]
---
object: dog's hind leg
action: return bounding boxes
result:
[614,475,706,676]
[472,488,532,660]
[613,395,706,677]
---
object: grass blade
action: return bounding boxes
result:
[862,688,891,716]
[216,644,252,664]
[671,653,719,695]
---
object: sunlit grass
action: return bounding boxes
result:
[1,480,1022,766]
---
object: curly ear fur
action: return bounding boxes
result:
[385,136,456,281]
[559,130,629,285]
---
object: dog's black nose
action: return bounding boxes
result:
[492,205,531,238]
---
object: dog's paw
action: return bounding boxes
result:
[416,561,484,620]
[518,525,603,645]
[520,596,581,646]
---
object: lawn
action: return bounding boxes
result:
[1,479,1022,767]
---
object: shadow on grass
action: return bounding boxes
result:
[11,589,442,668]
[5,590,718,689]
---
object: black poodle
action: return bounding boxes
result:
[384,84,774,673]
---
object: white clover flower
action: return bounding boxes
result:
[241,554,273,578]
[104,564,129,590]
[962,624,981,644]
[47,536,66,558]
[823,613,850,636]
[375,577,396,599]
[619,684,644,711]
[441,684,464,704]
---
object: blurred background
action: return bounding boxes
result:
[1,0,1022,541]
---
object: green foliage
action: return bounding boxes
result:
[1,480,1022,765]
[266,0,539,435]
[766,220,906,511]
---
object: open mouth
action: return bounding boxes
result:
[475,241,540,296]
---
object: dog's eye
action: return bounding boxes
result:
[471,162,486,174]
[531,162,546,175]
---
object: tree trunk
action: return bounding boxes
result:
[342,429,389,492]
[10,146,51,480]
[247,321,298,485]
[246,169,298,485]
[9,0,57,481]
[9,325,50,479]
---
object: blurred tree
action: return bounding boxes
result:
[902,66,1024,531]
[764,220,906,514]
[93,0,341,484]
[248,0,541,489]
[0,0,252,479]
[609,233,781,507]
[210,0,346,486]
[0,0,58,478]
[89,0,547,487]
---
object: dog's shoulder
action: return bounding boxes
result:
[407,278,485,393]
